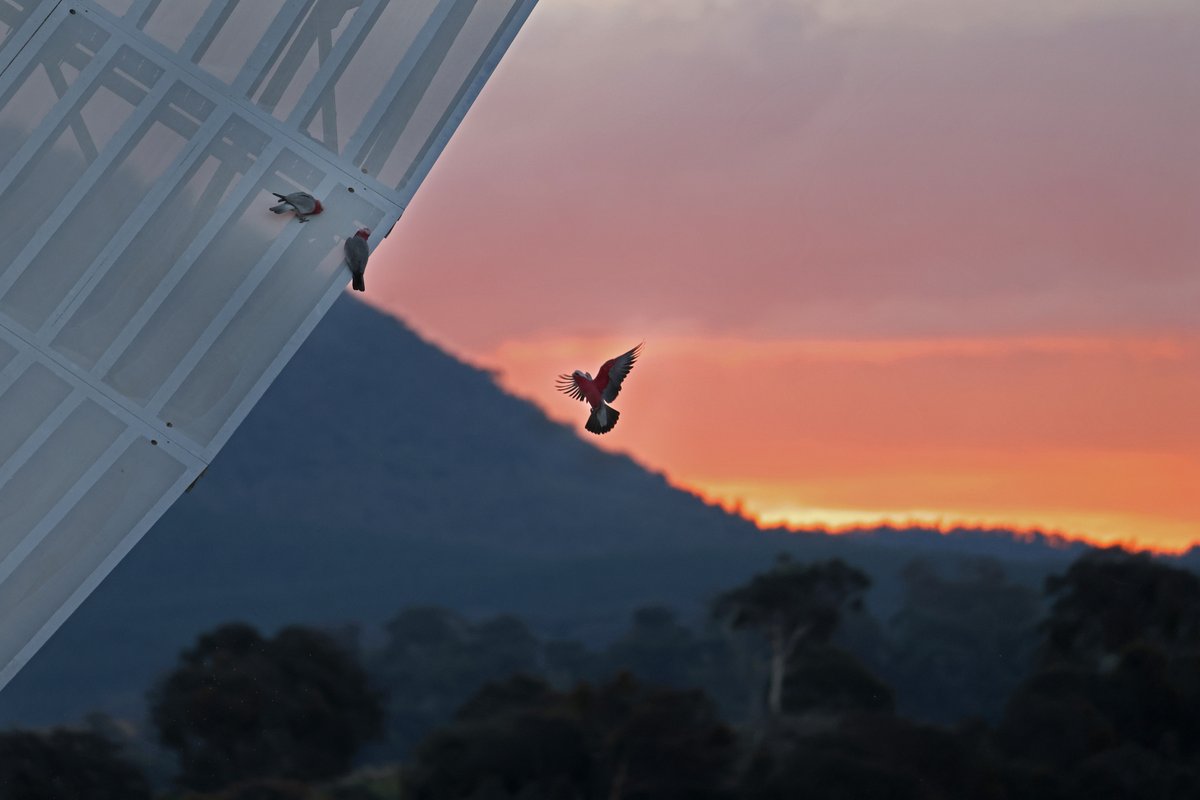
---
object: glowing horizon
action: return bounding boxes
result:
[683,486,1199,556]
[353,317,1199,553]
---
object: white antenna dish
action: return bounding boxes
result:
[0,0,537,689]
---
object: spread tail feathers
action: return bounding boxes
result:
[351,272,365,292]
[585,404,619,434]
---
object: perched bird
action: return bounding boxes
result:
[344,228,370,292]
[556,343,643,434]
[269,191,323,222]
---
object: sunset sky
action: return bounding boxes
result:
[366,0,1200,551]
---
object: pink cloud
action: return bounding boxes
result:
[371,0,1200,355]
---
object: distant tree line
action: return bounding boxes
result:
[5,547,1200,799]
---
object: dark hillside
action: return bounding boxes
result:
[0,298,1091,726]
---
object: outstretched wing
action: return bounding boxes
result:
[556,372,589,403]
[595,343,642,402]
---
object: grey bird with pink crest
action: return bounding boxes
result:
[269,191,323,222]
[345,228,371,292]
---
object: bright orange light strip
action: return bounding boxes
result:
[480,333,1200,555]
[680,480,1192,555]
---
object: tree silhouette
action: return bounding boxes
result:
[605,606,698,688]
[600,606,745,719]
[1041,547,1200,668]
[886,558,1041,722]
[150,622,383,791]
[0,728,151,800]
[737,712,1001,800]
[370,606,543,755]
[404,673,736,800]
[713,556,870,717]
[782,644,893,715]
[996,548,1200,798]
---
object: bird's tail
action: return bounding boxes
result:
[585,403,619,435]
[351,272,365,292]
[269,203,290,214]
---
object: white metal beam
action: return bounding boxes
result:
[0,74,172,303]
[231,0,309,96]
[0,37,123,210]
[285,0,385,130]
[90,138,288,377]
[177,0,233,63]
[146,172,342,413]
[41,106,233,340]
[344,0,462,167]
[0,429,136,588]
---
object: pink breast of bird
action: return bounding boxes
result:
[576,374,604,407]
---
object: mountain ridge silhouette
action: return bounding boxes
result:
[0,297,1114,725]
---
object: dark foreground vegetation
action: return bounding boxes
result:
[3,546,1200,799]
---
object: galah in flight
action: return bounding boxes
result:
[556,343,642,435]
[344,228,370,292]
[269,191,323,222]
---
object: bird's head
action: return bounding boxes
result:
[355,228,371,239]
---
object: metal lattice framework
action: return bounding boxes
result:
[0,0,536,688]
